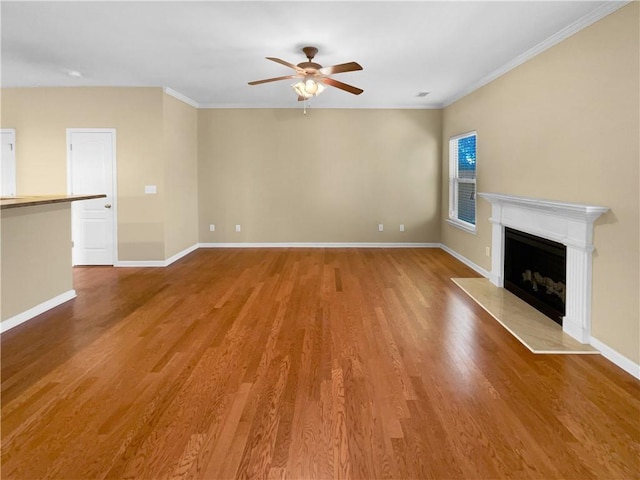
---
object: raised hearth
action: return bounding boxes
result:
[479,193,608,344]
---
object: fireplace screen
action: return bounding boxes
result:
[503,227,567,325]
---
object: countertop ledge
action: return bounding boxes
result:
[0,194,107,209]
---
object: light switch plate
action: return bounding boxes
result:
[144,185,157,194]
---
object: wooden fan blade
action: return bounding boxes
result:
[320,77,364,95]
[266,57,306,74]
[248,75,297,85]
[298,96,306,102]
[319,62,363,75]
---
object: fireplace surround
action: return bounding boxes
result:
[479,193,608,344]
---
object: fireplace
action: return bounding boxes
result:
[478,193,608,343]
[504,227,566,325]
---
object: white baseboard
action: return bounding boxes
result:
[115,260,166,267]
[439,244,490,278]
[1,289,76,334]
[590,336,640,380]
[115,243,198,268]
[115,242,438,266]
[165,244,199,265]
[198,242,440,248]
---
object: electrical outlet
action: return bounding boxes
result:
[209,224,215,232]
[378,224,384,232]
[485,246,491,257]
[400,224,405,232]
[235,224,241,232]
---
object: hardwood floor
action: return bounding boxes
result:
[1,248,638,479]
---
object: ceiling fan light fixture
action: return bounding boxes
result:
[292,79,325,99]
[305,78,318,94]
[292,81,309,98]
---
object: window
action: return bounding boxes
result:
[448,131,477,233]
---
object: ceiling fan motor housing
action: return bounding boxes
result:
[299,47,322,72]
[302,46,319,61]
[297,61,323,72]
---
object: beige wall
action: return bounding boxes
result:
[0,88,201,262]
[441,4,640,362]
[1,203,73,322]
[163,94,198,258]
[0,87,166,260]
[198,109,442,243]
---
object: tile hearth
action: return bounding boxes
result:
[453,277,598,354]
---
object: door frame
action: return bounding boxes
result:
[1,128,17,196]
[66,128,118,265]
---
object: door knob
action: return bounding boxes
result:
[105,204,112,209]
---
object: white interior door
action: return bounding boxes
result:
[1,129,17,197]
[68,130,116,265]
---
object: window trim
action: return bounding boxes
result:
[448,130,477,234]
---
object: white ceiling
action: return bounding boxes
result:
[0,1,626,109]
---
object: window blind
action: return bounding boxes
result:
[449,132,477,227]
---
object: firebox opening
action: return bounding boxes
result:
[504,227,567,325]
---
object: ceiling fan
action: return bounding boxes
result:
[248,46,363,101]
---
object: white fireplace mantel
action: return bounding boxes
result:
[479,192,609,344]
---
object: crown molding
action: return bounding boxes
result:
[160,2,629,111]
[163,87,199,108]
[196,103,443,110]
[442,1,630,107]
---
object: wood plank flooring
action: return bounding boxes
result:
[1,248,639,479]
